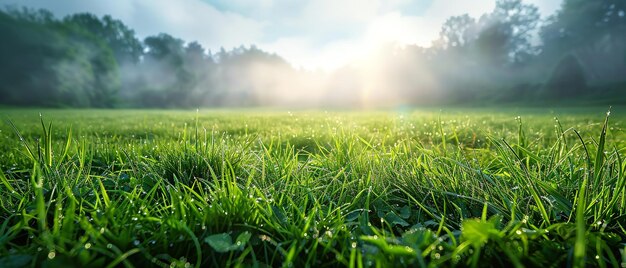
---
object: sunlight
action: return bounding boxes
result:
[2,1,625,267]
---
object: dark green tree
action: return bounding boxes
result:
[182,41,216,106]
[135,34,190,107]
[64,13,143,64]
[0,8,119,107]
[477,0,540,66]
[541,0,626,84]
[545,54,587,98]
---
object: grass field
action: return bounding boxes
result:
[0,107,625,267]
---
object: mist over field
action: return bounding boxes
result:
[0,0,624,108]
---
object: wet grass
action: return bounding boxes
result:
[0,107,625,267]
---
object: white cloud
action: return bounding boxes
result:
[259,0,495,70]
[1,0,563,69]
[1,0,265,49]
[124,0,265,49]
[260,0,561,70]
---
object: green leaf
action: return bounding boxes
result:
[384,211,410,227]
[345,209,364,222]
[461,218,502,247]
[205,233,234,253]
[205,232,251,253]
[399,205,411,219]
[361,236,416,257]
[402,228,435,248]
[235,231,252,246]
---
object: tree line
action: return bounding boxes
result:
[0,7,296,108]
[0,0,624,108]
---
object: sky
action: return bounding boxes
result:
[1,0,562,70]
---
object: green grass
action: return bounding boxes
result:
[0,107,625,267]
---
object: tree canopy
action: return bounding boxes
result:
[1,1,624,108]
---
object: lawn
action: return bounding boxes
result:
[0,107,625,267]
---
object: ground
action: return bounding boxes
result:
[0,107,624,267]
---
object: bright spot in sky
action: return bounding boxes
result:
[1,0,561,71]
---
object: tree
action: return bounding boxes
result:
[545,54,587,98]
[64,14,143,64]
[0,9,61,106]
[478,0,540,65]
[541,0,626,84]
[435,14,478,51]
[211,45,295,106]
[182,41,216,106]
[144,34,185,62]
[134,34,194,107]
[0,8,119,107]
[60,14,121,107]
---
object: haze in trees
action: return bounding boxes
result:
[0,0,624,108]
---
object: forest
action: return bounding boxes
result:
[0,0,625,108]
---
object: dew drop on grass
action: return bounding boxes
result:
[48,251,56,259]
[133,240,140,246]
[85,243,91,249]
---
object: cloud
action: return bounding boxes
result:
[124,0,265,49]
[1,0,562,69]
[1,0,265,49]
[257,0,494,70]
[259,0,561,70]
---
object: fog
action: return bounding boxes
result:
[1,0,625,108]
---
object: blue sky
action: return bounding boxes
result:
[1,0,561,70]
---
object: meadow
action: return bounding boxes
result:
[0,107,624,267]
